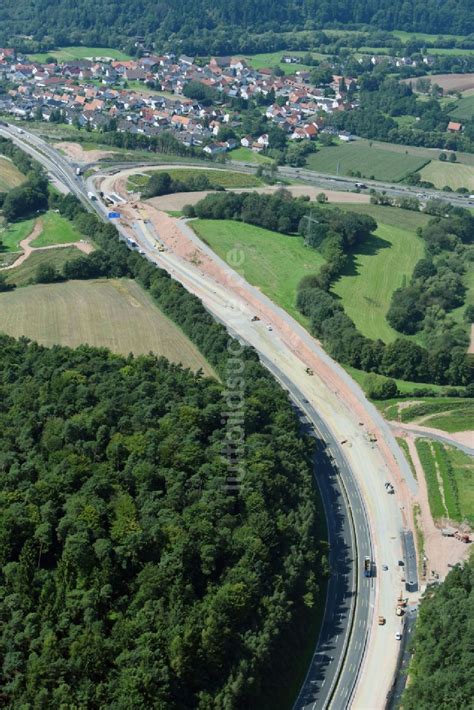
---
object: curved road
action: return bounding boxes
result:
[2,124,413,709]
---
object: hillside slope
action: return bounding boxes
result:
[0,0,472,49]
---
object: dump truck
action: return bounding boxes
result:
[305,367,314,376]
[364,556,371,578]
[378,615,386,625]
[454,531,471,543]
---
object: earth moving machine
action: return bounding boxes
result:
[396,591,408,615]
[305,367,314,375]
[455,531,471,543]
[378,616,386,625]
[364,556,371,578]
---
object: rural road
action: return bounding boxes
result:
[3,123,418,709]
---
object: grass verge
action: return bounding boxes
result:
[412,503,425,577]
[30,211,84,247]
[396,437,417,480]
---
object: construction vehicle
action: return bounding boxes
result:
[441,527,455,537]
[250,315,260,322]
[454,531,471,543]
[378,615,386,625]
[385,481,395,494]
[305,367,314,376]
[396,592,408,616]
[364,556,372,578]
[368,432,377,442]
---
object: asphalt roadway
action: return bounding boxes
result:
[2,123,418,709]
[258,359,373,710]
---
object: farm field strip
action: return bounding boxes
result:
[416,440,473,525]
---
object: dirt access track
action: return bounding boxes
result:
[0,219,94,271]
[55,141,117,163]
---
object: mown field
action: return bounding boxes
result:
[419,161,474,190]
[3,247,85,287]
[31,211,85,247]
[355,139,474,166]
[131,168,264,191]
[416,439,474,525]
[242,51,323,74]
[330,203,430,231]
[27,46,132,63]
[191,219,325,321]
[306,142,428,182]
[331,221,425,342]
[0,156,25,191]
[0,218,35,253]
[377,397,474,432]
[0,279,215,375]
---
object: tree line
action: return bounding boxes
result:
[184,189,311,234]
[0,0,472,54]
[143,170,225,199]
[0,137,49,222]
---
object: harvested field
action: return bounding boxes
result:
[403,73,474,93]
[0,279,215,375]
[419,161,474,190]
[0,156,25,191]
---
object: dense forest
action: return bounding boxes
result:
[0,335,322,708]
[0,0,473,51]
[402,558,474,709]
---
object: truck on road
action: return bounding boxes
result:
[364,556,371,578]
